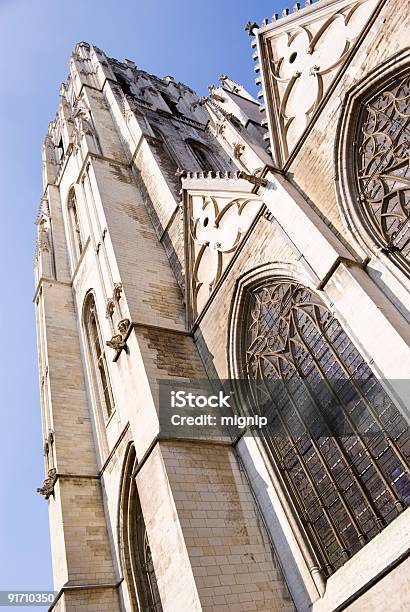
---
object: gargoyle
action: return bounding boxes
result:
[238,170,268,187]
[118,318,131,336]
[106,334,126,351]
[37,468,57,500]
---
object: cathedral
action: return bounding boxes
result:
[34,0,410,610]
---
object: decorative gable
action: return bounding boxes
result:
[182,173,263,323]
[255,0,379,165]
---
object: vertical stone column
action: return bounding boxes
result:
[262,173,410,415]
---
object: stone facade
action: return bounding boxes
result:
[34,1,410,610]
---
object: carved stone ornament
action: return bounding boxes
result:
[106,298,115,319]
[36,227,50,253]
[35,198,50,226]
[245,21,259,36]
[73,98,95,137]
[71,127,81,154]
[175,167,188,179]
[191,96,208,110]
[37,468,57,500]
[118,318,131,335]
[262,0,378,161]
[233,143,246,160]
[208,84,225,103]
[215,122,226,136]
[237,171,268,187]
[113,282,123,302]
[44,134,58,166]
[188,193,262,317]
[106,319,132,353]
[106,334,126,351]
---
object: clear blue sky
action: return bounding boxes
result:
[0,0,287,609]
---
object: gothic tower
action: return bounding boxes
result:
[34,0,410,610]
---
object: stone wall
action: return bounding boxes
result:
[34,4,410,608]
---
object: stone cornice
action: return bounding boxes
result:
[111,321,191,362]
[49,581,123,612]
[99,422,131,476]
[71,237,91,284]
[33,277,71,303]
[41,149,130,200]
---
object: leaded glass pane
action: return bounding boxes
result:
[356,73,410,272]
[243,280,410,575]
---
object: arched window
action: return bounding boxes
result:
[161,92,180,116]
[114,71,133,96]
[241,279,409,576]
[151,127,179,173]
[56,136,64,163]
[120,445,163,612]
[187,139,222,172]
[355,72,410,272]
[84,294,114,420]
[67,189,83,264]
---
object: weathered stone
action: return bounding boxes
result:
[33,5,410,609]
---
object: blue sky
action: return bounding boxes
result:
[0,0,287,608]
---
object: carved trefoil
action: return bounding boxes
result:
[185,191,263,320]
[256,0,378,164]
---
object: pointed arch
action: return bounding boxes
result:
[335,49,410,280]
[67,186,83,266]
[83,292,114,421]
[161,91,180,116]
[114,71,133,96]
[228,263,410,577]
[186,138,223,172]
[150,126,179,174]
[118,443,163,612]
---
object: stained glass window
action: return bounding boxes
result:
[356,73,410,273]
[243,280,410,575]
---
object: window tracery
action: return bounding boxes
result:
[242,279,410,575]
[187,193,262,318]
[356,73,410,272]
